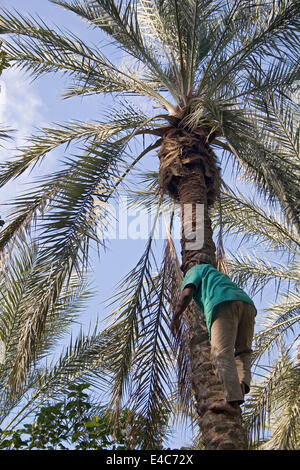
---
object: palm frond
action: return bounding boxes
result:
[101,209,162,406]
[0,8,174,111]
[223,124,299,231]
[0,106,164,256]
[243,359,282,448]
[1,137,129,392]
[128,267,174,449]
[0,102,161,188]
[200,0,300,97]
[260,363,300,450]
[0,323,115,431]
[0,127,13,145]
[0,242,94,404]
[244,349,300,449]
[95,206,184,448]
[226,253,297,297]
[162,216,194,427]
[215,187,299,254]
[52,0,180,98]
[253,291,300,361]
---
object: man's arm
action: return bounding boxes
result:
[171,285,195,333]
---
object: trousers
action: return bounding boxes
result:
[210,300,256,403]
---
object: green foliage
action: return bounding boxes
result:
[0,384,142,450]
[0,41,9,74]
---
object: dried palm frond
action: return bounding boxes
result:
[158,126,221,205]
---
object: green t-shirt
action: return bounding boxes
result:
[181,264,256,338]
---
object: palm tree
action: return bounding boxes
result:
[0,0,299,449]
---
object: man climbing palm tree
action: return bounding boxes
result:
[172,253,256,416]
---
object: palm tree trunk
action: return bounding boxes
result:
[177,167,217,271]
[158,127,248,450]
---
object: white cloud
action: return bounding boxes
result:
[0,68,46,216]
[0,67,43,150]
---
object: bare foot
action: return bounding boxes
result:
[208,400,241,416]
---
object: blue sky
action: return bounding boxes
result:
[0,0,298,448]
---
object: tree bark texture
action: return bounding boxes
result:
[177,168,216,271]
[158,126,248,450]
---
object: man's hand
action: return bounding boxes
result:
[171,285,194,334]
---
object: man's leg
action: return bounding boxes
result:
[208,301,244,415]
[235,302,256,395]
